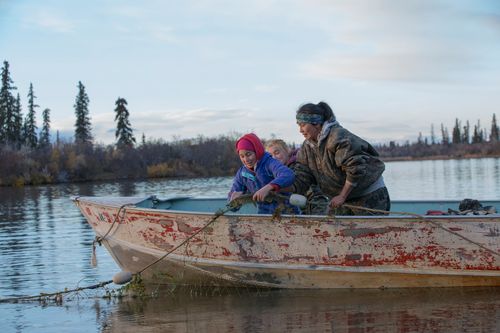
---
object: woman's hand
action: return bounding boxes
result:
[329,194,347,208]
[329,182,354,208]
[253,184,273,202]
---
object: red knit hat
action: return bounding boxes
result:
[236,138,254,152]
[235,133,265,160]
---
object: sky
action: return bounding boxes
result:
[1,0,500,145]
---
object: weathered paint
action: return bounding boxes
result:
[74,196,500,289]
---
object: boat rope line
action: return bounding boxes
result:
[0,200,135,304]
[95,203,132,245]
[340,203,500,258]
[0,280,114,304]
[0,199,246,304]
[135,205,235,275]
[91,203,133,266]
[3,195,497,304]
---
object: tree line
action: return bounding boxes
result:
[377,115,500,160]
[0,60,242,186]
[1,59,500,186]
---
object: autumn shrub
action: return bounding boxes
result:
[147,163,175,178]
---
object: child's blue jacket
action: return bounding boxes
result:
[229,152,297,214]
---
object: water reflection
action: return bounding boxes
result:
[0,158,499,332]
[117,180,136,197]
[103,288,500,332]
[384,157,500,200]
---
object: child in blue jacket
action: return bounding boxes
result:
[229,133,297,214]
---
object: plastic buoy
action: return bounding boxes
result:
[289,194,307,208]
[112,271,133,285]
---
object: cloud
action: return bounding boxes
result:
[204,88,229,95]
[109,5,148,19]
[149,24,177,43]
[300,51,469,82]
[296,0,497,82]
[254,84,278,93]
[26,9,74,33]
[88,107,256,143]
[106,4,180,44]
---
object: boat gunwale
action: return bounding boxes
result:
[73,196,500,222]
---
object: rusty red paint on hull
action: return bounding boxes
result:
[76,198,500,288]
[340,226,411,239]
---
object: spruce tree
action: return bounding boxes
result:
[114,97,135,147]
[12,93,23,147]
[0,60,17,143]
[440,123,449,145]
[5,91,21,145]
[430,124,436,145]
[451,118,461,144]
[74,81,92,144]
[462,120,470,144]
[472,120,483,144]
[39,108,51,148]
[417,132,423,145]
[24,83,38,148]
[490,114,499,142]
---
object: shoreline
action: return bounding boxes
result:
[381,154,500,162]
[2,154,500,188]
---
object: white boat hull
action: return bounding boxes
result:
[74,196,500,289]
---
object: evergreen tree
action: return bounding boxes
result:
[0,60,17,143]
[462,120,470,144]
[141,132,146,146]
[472,120,483,144]
[490,114,499,142]
[440,123,449,144]
[5,91,22,145]
[74,81,92,144]
[430,124,436,145]
[39,108,51,148]
[12,93,23,146]
[114,97,135,147]
[24,82,38,148]
[417,132,423,145]
[451,118,461,144]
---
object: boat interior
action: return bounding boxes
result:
[134,196,500,217]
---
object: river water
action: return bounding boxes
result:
[1,158,499,332]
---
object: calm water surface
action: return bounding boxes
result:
[1,158,500,332]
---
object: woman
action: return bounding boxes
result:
[291,101,390,215]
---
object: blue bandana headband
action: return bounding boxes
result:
[296,113,324,125]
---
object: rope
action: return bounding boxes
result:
[0,202,134,304]
[94,203,132,246]
[0,202,234,304]
[136,206,232,275]
[5,195,496,304]
[340,203,500,258]
[0,193,288,303]
[0,280,113,304]
[134,192,295,285]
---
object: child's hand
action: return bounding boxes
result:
[253,184,273,202]
[230,191,243,201]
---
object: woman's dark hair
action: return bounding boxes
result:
[296,101,335,123]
